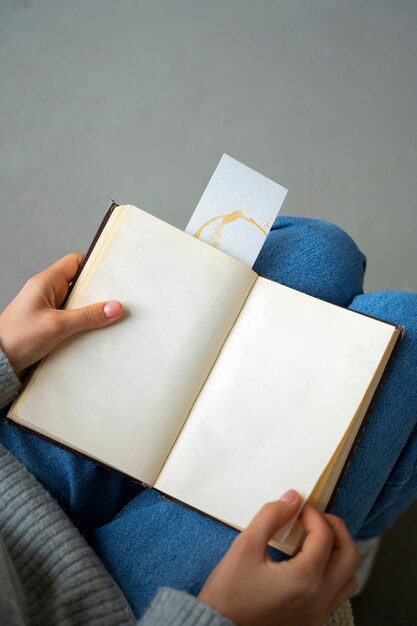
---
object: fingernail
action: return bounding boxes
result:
[279,489,299,504]
[103,300,123,319]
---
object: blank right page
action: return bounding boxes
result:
[155,278,396,537]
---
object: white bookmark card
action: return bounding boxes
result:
[186,154,287,267]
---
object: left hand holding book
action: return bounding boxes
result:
[0,252,123,379]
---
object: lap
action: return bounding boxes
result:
[0,413,143,531]
[329,290,417,538]
[4,217,417,602]
[254,216,366,307]
[0,216,366,530]
[91,291,417,611]
[88,489,286,618]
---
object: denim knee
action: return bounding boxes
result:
[330,290,417,537]
[253,216,366,307]
[350,289,417,487]
[0,412,144,531]
[350,290,417,330]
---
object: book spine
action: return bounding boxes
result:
[61,201,119,308]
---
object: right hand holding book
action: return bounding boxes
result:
[199,489,359,626]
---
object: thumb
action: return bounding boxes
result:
[240,489,301,555]
[59,300,123,338]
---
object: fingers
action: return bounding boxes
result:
[324,514,357,555]
[322,514,360,593]
[324,515,356,554]
[292,504,335,578]
[238,490,301,557]
[287,509,358,618]
[57,300,123,339]
[46,253,84,283]
[327,576,358,616]
[29,253,85,308]
[28,253,124,341]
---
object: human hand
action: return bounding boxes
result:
[199,490,359,626]
[0,253,123,379]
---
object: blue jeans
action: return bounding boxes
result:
[1,216,417,617]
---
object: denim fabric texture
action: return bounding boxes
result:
[1,216,416,617]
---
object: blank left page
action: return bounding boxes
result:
[9,205,256,484]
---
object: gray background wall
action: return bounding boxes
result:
[1,1,416,624]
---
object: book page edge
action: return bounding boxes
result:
[7,204,132,420]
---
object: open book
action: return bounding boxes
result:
[8,204,402,554]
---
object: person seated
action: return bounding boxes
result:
[1,216,416,625]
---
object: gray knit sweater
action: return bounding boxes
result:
[0,347,233,626]
[0,347,354,626]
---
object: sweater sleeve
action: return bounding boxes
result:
[0,347,22,410]
[0,346,234,626]
[137,588,354,626]
[138,588,234,626]
[0,339,352,626]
